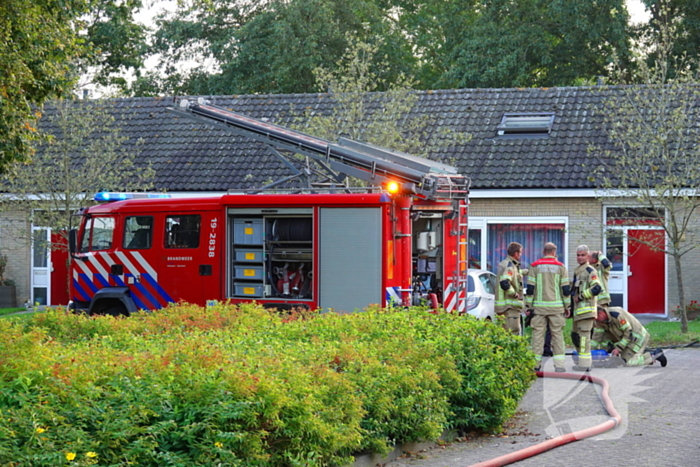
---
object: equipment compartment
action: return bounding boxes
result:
[233,282,264,297]
[228,211,314,301]
[233,219,264,245]
[234,265,264,280]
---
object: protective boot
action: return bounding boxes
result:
[652,349,667,367]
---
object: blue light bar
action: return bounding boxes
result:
[94,192,171,202]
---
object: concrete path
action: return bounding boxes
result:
[387,348,700,467]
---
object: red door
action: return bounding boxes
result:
[50,232,70,305]
[627,229,665,314]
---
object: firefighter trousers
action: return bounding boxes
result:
[499,308,522,335]
[532,313,566,371]
[622,333,654,366]
[574,318,595,369]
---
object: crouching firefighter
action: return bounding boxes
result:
[570,245,602,371]
[592,306,667,367]
[496,242,525,335]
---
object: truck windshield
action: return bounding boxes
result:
[80,216,115,252]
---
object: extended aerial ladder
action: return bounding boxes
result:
[168,98,470,312]
[168,98,469,201]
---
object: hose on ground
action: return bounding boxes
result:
[468,370,622,467]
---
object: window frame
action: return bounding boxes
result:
[496,112,555,139]
[164,214,201,249]
[123,215,154,250]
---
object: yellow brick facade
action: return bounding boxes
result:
[469,197,698,315]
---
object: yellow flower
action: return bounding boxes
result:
[85,452,98,458]
[65,452,76,461]
[35,427,46,433]
[214,441,223,448]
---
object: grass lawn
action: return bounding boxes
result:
[0,307,46,323]
[523,316,700,348]
[0,307,26,317]
[646,319,700,347]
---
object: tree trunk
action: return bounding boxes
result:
[674,252,689,333]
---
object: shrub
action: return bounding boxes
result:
[673,300,700,321]
[0,304,535,466]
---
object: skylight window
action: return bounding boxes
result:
[496,113,554,138]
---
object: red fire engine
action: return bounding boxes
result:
[68,99,469,315]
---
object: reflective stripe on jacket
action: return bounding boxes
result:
[526,256,569,314]
[572,263,602,321]
[593,307,649,353]
[495,256,524,313]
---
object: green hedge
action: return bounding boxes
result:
[0,304,535,466]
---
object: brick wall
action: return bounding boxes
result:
[470,196,603,269]
[469,197,700,314]
[0,212,31,307]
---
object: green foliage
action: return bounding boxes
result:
[635,1,700,80]
[0,303,535,465]
[293,36,470,170]
[79,0,149,92]
[133,0,639,95]
[646,317,700,346]
[434,0,632,88]
[133,0,414,96]
[593,9,700,333]
[0,307,24,317]
[0,0,89,168]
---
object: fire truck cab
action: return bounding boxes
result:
[68,101,469,315]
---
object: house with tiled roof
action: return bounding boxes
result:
[3,85,695,317]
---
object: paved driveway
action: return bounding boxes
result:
[387,348,700,467]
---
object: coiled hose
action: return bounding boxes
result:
[469,370,622,467]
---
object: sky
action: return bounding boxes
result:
[627,0,651,24]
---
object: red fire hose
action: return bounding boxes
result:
[469,370,622,467]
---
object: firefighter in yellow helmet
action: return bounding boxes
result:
[571,245,602,371]
[592,306,667,367]
[495,242,525,335]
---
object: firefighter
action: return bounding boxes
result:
[571,245,602,371]
[589,250,612,308]
[496,242,525,335]
[526,242,570,372]
[592,306,667,367]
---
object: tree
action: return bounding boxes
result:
[427,0,633,89]
[133,0,416,96]
[291,36,469,187]
[78,0,149,94]
[638,0,700,77]
[0,0,89,169]
[593,10,700,332]
[2,99,155,251]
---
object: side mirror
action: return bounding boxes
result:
[69,229,77,255]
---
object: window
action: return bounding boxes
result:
[496,113,554,138]
[468,229,482,269]
[165,215,200,248]
[606,207,664,226]
[80,216,115,252]
[486,222,567,272]
[479,272,496,295]
[124,216,153,249]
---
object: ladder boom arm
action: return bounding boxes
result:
[169,99,469,200]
